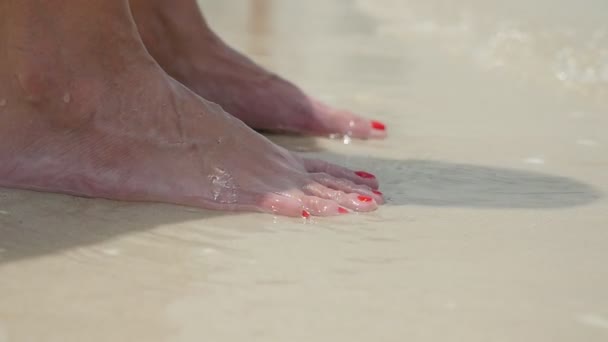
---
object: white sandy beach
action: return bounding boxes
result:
[1,0,607,341]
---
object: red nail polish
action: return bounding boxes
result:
[302,210,310,218]
[373,190,383,196]
[371,120,386,131]
[355,171,376,179]
[358,195,373,202]
[338,207,349,214]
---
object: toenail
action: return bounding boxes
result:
[355,171,376,179]
[338,207,349,214]
[358,195,373,202]
[302,210,311,218]
[373,190,383,196]
[371,120,386,131]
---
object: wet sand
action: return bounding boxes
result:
[1,1,607,341]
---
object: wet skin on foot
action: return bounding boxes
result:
[0,0,385,218]
[130,0,388,139]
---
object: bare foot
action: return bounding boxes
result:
[130,0,388,139]
[0,0,383,217]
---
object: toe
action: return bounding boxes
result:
[312,100,387,140]
[257,191,360,217]
[300,195,376,216]
[302,182,380,211]
[335,110,388,140]
[257,192,309,217]
[303,158,380,190]
[310,173,384,205]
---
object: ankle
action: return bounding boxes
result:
[0,1,154,104]
[1,0,146,67]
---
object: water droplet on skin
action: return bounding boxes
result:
[328,133,352,144]
[208,167,238,203]
[0,99,6,107]
[63,92,71,104]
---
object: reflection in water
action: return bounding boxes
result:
[248,0,272,35]
[247,0,272,56]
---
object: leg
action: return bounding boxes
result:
[0,0,382,217]
[129,0,387,139]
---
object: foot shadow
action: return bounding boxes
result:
[269,136,602,208]
[0,145,601,265]
[315,152,602,208]
[0,191,241,264]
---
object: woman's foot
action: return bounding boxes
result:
[0,0,383,217]
[130,0,388,139]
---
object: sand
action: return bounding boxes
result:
[1,0,607,341]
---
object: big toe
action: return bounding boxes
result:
[303,158,380,190]
[257,188,378,218]
[312,100,388,140]
[303,182,381,211]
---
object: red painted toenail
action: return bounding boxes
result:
[302,210,310,218]
[355,171,376,179]
[338,207,349,214]
[371,120,386,131]
[358,195,373,202]
[373,190,383,196]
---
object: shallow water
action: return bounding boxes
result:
[358,0,608,104]
[1,1,607,341]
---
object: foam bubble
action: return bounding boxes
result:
[576,139,598,146]
[576,313,608,330]
[523,157,545,165]
[101,248,121,256]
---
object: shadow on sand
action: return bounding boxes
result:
[0,139,602,264]
[321,153,602,209]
